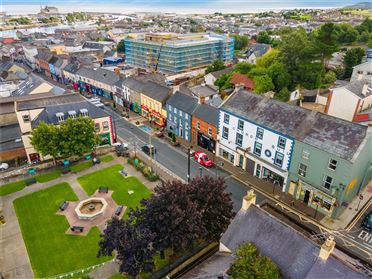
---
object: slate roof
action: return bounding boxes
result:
[343,80,372,99]
[17,93,84,111]
[12,75,44,96]
[247,43,271,58]
[209,67,232,79]
[0,124,23,152]
[120,77,147,92]
[219,205,368,279]
[36,50,53,62]
[49,56,59,65]
[76,67,120,86]
[141,81,171,103]
[189,84,218,98]
[63,63,79,74]
[193,103,218,126]
[166,91,198,114]
[222,89,368,161]
[0,61,13,72]
[82,42,107,50]
[32,100,108,127]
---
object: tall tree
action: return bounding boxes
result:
[267,61,291,91]
[59,117,99,158]
[253,74,274,93]
[98,218,155,279]
[117,40,125,53]
[30,121,61,165]
[343,48,365,78]
[230,34,249,50]
[205,59,226,74]
[256,31,271,44]
[314,23,339,67]
[234,62,254,75]
[256,49,279,68]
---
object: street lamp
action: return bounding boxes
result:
[187,146,193,183]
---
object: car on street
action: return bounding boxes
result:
[115,143,130,157]
[141,144,156,156]
[194,151,213,167]
[0,163,9,171]
[361,211,372,232]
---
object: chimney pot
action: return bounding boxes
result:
[319,235,336,261]
[242,190,256,210]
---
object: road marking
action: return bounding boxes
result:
[346,197,372,232]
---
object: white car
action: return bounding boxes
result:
[0,163,9,171]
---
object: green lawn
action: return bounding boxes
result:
[100,154,114,162]
[0,180,26,196]
[77,164,152,214]
[70,161,93,172]
[35,169,61,183]
[13,183,112,278]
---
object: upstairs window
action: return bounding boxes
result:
[80,109,88,117]
[298,163,307,177]
[68,110,76,118]
[95,123,100,132]
[278,136,286,149]
[323,175,333,189]
[328,159,337,171]
[56,112,64,122]
[256,127,264,139]
[208,128,212,136]
[236,133,243,147]
[22,114,30,123]
[253,142,262,156]
[224,113,230,124]
[197,122,201,130]
[302,149,310,160]
[238,120,244,131]
[222,126,229,139]
[102,121,109,131]
[274,152,284,167]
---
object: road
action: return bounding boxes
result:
[107,106,262,212]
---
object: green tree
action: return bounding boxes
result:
[30,122,61,165]
[117,40,125,53]
[274,87,290,102]
[295,63,322,89]
[234,62,254,74]
[322,71,337,86]
[253,74,274,93]
[314,23,339,67]
[268,62,291,92]
[228,242,281,279]
[256,31,271,44]
[256,49,280,68]
[230,34,249,50]
[356,18,372,34]
[59,117,99,158]
[336,24,359,44]
[205,59,226,74]
[214,72,233,91]
[343,48,365,78]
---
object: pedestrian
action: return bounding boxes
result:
[291,200,295,207]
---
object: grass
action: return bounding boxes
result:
[0,180,26,196]
[77,164,152,215]
[100,154,114,162]
[35,169,61,183]
[13,183,112,278]
[70,154,115,172]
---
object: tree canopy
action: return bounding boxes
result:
[230,34,249,50]
[343,47,365,78]
[256,31,271,44]
[205,59,226,74]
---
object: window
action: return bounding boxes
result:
[278,137,286,149]
[169,115,172,121]
[185,122,189,130]
[68,110,76,118]
[256,127,264,139]
[274,152,284,167]
[95,123,100,132]
[185,113,188,120]
[238,120,244,130]
[22,114,30,123]
[174,116,177,123]
[222,126,229,139]
[302,149,310,160]
[298,163,307,177]
[168,105,172,111]
[253,142,262,156]
[179,111,183,117]
[224,113,229,124]
[197,122,201,130]
[236,133,243,147]
[208,128,212,136]
[179,119,183,126]
[174,107,177,113]
[323,175,333,189]
[328,159,337,171]
[80,109,88,117]
[102,121,109,131]
[56,112,64,122]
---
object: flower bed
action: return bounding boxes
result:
[127,157,159,182]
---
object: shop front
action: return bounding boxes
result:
[151,110,166,127]
[197,132,216,152]
[99,133,111,146]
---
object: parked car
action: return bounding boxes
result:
[194,151,213,167]
[362,212,372,232]
[115,143,130,157]
[0,163,9,171]
[141,144,156,156]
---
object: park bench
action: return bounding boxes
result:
[59,201,69,211]
[71,226,84,233]
[25,178,37,186]
[115,206,123,216]
[119,169,128,177]
[98,187,108,193]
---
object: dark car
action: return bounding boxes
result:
[115,144,130,157]
[362,212,372,232]
[141,144,156,156]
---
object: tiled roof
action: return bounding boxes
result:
[230,73,255,89]
[221,89,368,161]
[343,80,372,99]
[166,91,198,114]
[0,124,23,152]
[141,81,171,103]
[63,63,79,74]
[247,43,271,57]
[76,67,120,86]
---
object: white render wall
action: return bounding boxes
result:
[327,88,358,121]
[218,110,294,171]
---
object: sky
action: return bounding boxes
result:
[2,0,367,14]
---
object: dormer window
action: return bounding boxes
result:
[68,110,77,118]
[80,108,88,117]
[56,112,64,122]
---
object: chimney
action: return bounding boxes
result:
[198,96,205,104]
[242,190,256,210]
[319,235,336,260]
[361,82,370,97]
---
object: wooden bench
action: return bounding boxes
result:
[98,187,108,193]
[59,201,69,211]
[25,178,37,186]
[119,169,128,177]
[71,226,84,233]
[115,206,123,217]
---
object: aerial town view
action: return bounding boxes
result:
[0,0,372,278]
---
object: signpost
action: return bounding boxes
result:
[356,194,363,211]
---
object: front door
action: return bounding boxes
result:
[304,190,310,204]
[245,158,255,175]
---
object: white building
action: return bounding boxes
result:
[351,60,372,83]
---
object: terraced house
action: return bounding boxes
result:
[76,67,120,100]
[217,89,372,218]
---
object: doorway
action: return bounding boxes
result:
[304,190,310,204]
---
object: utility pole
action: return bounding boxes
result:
[187,147,191,183]
[149,134,152,160]
[199,167,203,178]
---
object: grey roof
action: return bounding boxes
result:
[190,84,218,98]
[220,205,368,279]
[222,89,368,161]
[0,61,14,72]
[343,80,372,99]
[17,93,84,111]
[63,63,79,74]
[76,67,120,86]
[193,103,218,126]
[141,81,171,103]
[205,95,223,107]
[12,75,44,96]
[247,43,271,57]
[49,56,59,65]
[82,42,106,50]
[209,67,232,78]
[36,50,53,62]
[120,77,147,92]
[166,91,198,114]
[0,124,23,152]
[32,100,108,127]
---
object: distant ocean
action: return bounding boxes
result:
[3,0,366,15]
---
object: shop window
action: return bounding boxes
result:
[253,142,262,156]
[274,152,284,167]
[238,120,244,130]
[236,133,243,147]
[256,164,261,177]
[328,159,337,171]
[256,127,264,139]
[22,114,30,123]
[278,136,286,149]
[230,154,235,164]
[224,113,229,124]
[222,126,229,139]
[298,163,307,177]
[102,121,109,131]
[323,175,333,189]
[302,149,310,160]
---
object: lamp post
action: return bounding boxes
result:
[187,146,192,183]
[199,166,203,178]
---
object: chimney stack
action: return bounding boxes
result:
[361,82,370,96]
[319,235,336,260]
[242,190,256,210]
